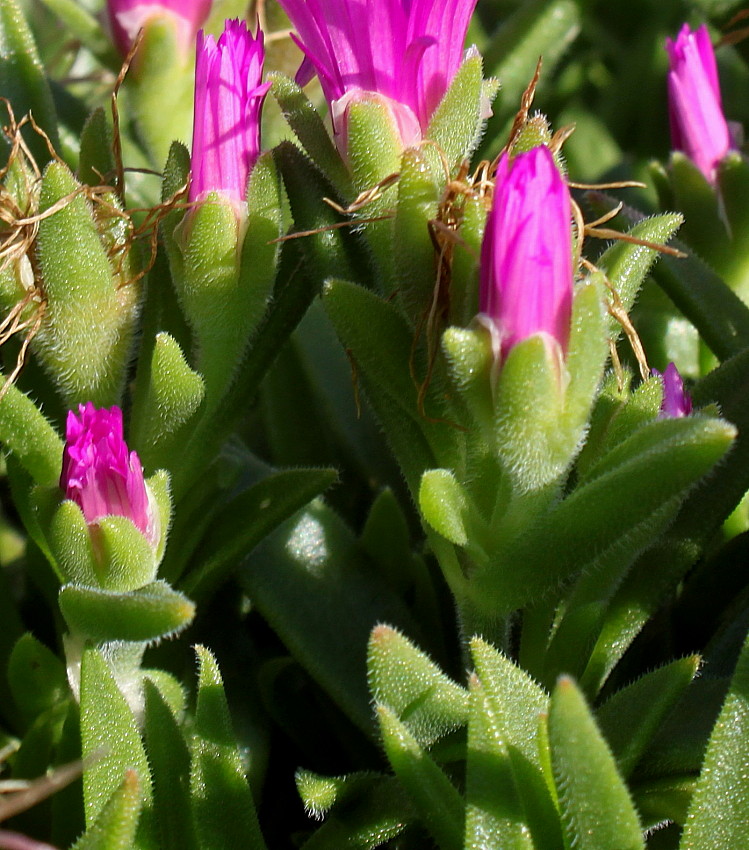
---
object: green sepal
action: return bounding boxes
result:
[717,151,749,301]
[393,147,440,315]
[59,580,195,643]
[143,679,197,850]
[596,656,700,778]
[493,334,567,492]
[563,277,609,434]
[680,629,749,849]
[668,152,729,271]
[146,469,171,565]
[79,647,152,827]
[594,211,683,340]
[92,516,158,592]
[268,71,351,197]
[0,0,59,164]
[0,379,63,486]
[35,161,139,406]
[129,331,205,470]
[450,195,485,326]
[49,499,99,586]
[8,632,68,718]
[78,107,115,188]
[347,97,403,193]
[296,769,351,820]
[376,704,465,850]
[442,326,494,434]
[176,193,242,406]
[238,151,283,344]
[128,15,194,167]
[549,676,644,850]
[465,674,534,850]
[345,98,402,283]
[470,415,735,618]
[190,645,267,850]
[367,624,468,747]
[71,770,143,850]
[426,51,490,166]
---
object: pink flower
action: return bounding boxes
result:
[106,0,212,57]
[189,19,270,207]
[60,404,157,545]
[277,0,478,152]
[654,363,692,418]
[666,24,732,183]
[479,146,574,360]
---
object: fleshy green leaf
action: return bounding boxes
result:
[143,679,196,850]
[8,632,67,718]
[549,676,644,850]
[368,625,468,746]
[680,629,749,849]
[377,704,465,850]
[596,656,700,777]
[419,469,469,546]
[190,646,267,850]
[427,53,489,166]
[465,675,534,850]
[59,581,195,643]
[79,648,151,828]
[72,770,143,850]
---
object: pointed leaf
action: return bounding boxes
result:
[377,704,464,850]
[680,629,749,849]
[190,646,267,850]
[59,581,195,643]
[368,625,468,747]
[79,648,151,827]
[549,676,644,850]
[72,770,142,850]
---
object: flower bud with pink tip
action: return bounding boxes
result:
[106,0,212,57]
[666,24,733,183]
[60,403,159,546]
[277,0,478,153]
[479,145,574,362]
[189,19,270,210]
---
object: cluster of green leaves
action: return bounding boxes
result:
[0,0,748,849]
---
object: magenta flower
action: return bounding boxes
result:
[654,363,693,419]
[189,19,270,207]
[60,403,157,545]
[106,0,212,57]
[479,145,574,360]
[666,24,733,183]
[277,0,478,152]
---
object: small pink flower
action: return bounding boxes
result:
[277,0,478,152]
[189,19,270,207]
[479,146,574,360]
[666,23,733,183]
[654,363,692,418]
[106,0,212,57]
[60,404,157,545]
